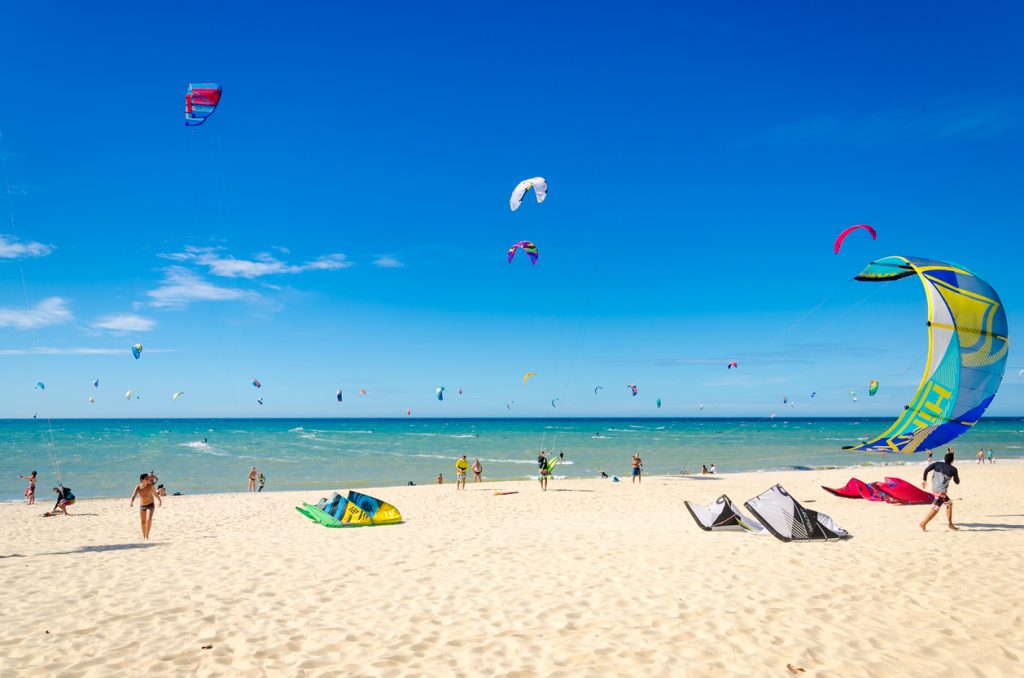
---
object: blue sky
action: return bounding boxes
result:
[1,2,1022,418]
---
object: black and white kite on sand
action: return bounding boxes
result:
[743,484,851,542]
[684,495,765,533]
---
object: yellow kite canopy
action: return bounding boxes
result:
[523,371,537,384]
[847,256,1008,454]
[297,490,402,528]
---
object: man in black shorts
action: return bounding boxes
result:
[920,450,960,531]
[130,472,162,539]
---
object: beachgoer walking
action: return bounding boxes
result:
[130,472,162,539]
[977,448,984,464]
[455,455,469,490]
[988,448,995,464]
[538,450,550,491]
[20,471,37,505]
[257,471,266,492]
[632,453,643,484]
[920,450,960,531]
[48,485,75,516]
[437,473,443,484]
[247,466,257,492]
[472,458,482,482]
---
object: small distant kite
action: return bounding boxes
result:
[406,408,411,416]
[506,401,514,410]
[458,387,463,395]
[337,390,343,403]
[88,396,95,404]
[509,177,547,211]
[93,379,99,388]
[810,392,816,398]
[252,378,262,389]
[436,386,445,401]
[783,395,788,404]
[833,224,876,254]
[185,83,222,126]
[869,380,879,396]
[594,386,603,395]
[125,390,133,400]
[656,398,662,409]
[173,391,185,401]
[523,372,537,385]
[131,343,143,360]
[628,384,638,396]
[35,382,45,390]
[727,361,738,369]
[257,398,263,406]
[508,240,539,265]
[551,398,559,408]
[850,390,858,402]
[699,403,704,410]
[359,389,367,396]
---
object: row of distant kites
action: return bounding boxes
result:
[38,344,909,411]
[184,83,877,258]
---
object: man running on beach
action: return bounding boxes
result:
[130,472,162,539]
[455,455,469,490]
[632,453,643,484]
[920,450,960,531]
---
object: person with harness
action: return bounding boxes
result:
[920,450,960,531]
[47,484,75,516]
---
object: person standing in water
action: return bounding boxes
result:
[130,472,162,539]
[920,450,960,531]
[632,452,643,484]
[20,471,37,505]
[988,448,995,464]
[247,466,257,492]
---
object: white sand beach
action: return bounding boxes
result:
[2,462,1022,677]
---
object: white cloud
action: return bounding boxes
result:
[93,313,156,333]
[0,297,73,329]
[0,346,174,356]
[160,246,352,278]
[0,234,53,259]
[147,267,259,309]
[373,255,404,268]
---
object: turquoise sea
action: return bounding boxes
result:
[3,417,1022,502]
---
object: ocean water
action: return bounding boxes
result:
[2,417,1022,501]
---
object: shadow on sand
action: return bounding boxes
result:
[39,543,162,557]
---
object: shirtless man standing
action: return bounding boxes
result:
[130,472,162,539]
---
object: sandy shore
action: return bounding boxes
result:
[1,461,1022,677]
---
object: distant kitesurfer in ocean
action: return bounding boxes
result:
[920,450,960,531]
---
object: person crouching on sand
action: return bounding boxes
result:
[48,485,75,516]
[130,472,162,539]
[920,450,960,531]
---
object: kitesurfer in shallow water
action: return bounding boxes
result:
[920,450,960,531]
[538,450,550,491]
